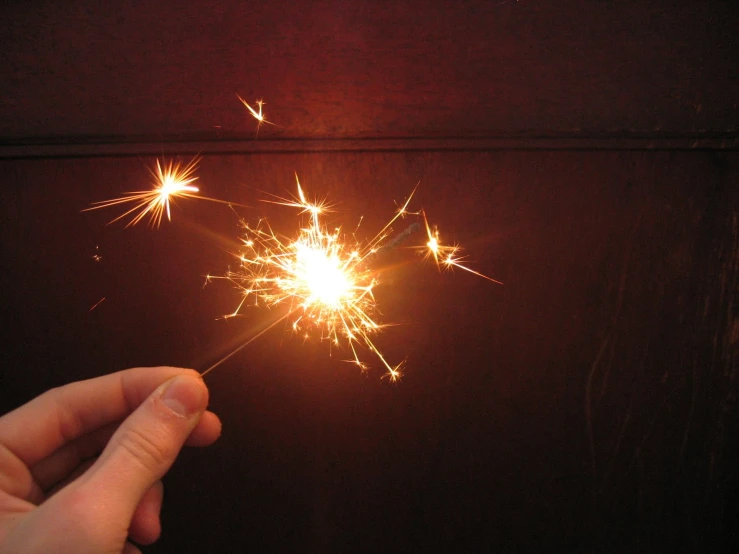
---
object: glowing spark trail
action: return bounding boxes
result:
[421,212,503,285]
[237,94,275,136]
[89,297,106,312]
[83,157,202,228]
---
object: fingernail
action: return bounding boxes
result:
[161,375,207,417]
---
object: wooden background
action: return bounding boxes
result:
[1,0,738,145]
[1,1,738,552]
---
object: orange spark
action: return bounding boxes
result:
[421,211,503,284]
[83,157,201,228]
[237,94,276,136]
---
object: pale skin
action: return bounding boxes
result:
[0,367,222,553]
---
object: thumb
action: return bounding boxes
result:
[81,374,208,519]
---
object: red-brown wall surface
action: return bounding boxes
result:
[1,2,738,552]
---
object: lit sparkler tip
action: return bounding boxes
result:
[223,179,404,378]
[209,178,501,380]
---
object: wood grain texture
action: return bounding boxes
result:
[1,0,737,142]
[1,151,737,551]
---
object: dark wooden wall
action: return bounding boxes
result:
[1,2,738,552]
[1,0,737,144]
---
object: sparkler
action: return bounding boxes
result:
[84,95,501,381]
[202,175,501,380]
[205,175,412,381]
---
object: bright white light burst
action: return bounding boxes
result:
[218,175,406,381]
[83,157,201,228]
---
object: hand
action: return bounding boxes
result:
[0,366,221,553]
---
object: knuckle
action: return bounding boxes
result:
[116,425,171,471]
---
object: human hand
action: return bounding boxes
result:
[0,366,221,553]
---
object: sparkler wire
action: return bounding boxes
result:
[200,308,297,377]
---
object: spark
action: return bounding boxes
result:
[89,297,106,312]
[83,157,202,228]
[83,156,240,227]
[237,94,276,136]
[420,211,503,284]
[210,174,409,381]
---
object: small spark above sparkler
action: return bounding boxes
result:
[237,94,276,136]
[83,157,201,228]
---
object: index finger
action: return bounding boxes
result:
[0,366,200,467]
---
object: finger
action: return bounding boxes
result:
[186,410,222,447]
[30,411,220,493]
[78,374,208,521]
[0,442,43,503]
[0,367,197,466]
[31,424,116,492]
[123,542,142,554]
[45,457,96,498]
[129,480,163,546]
[0,366,198,467]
